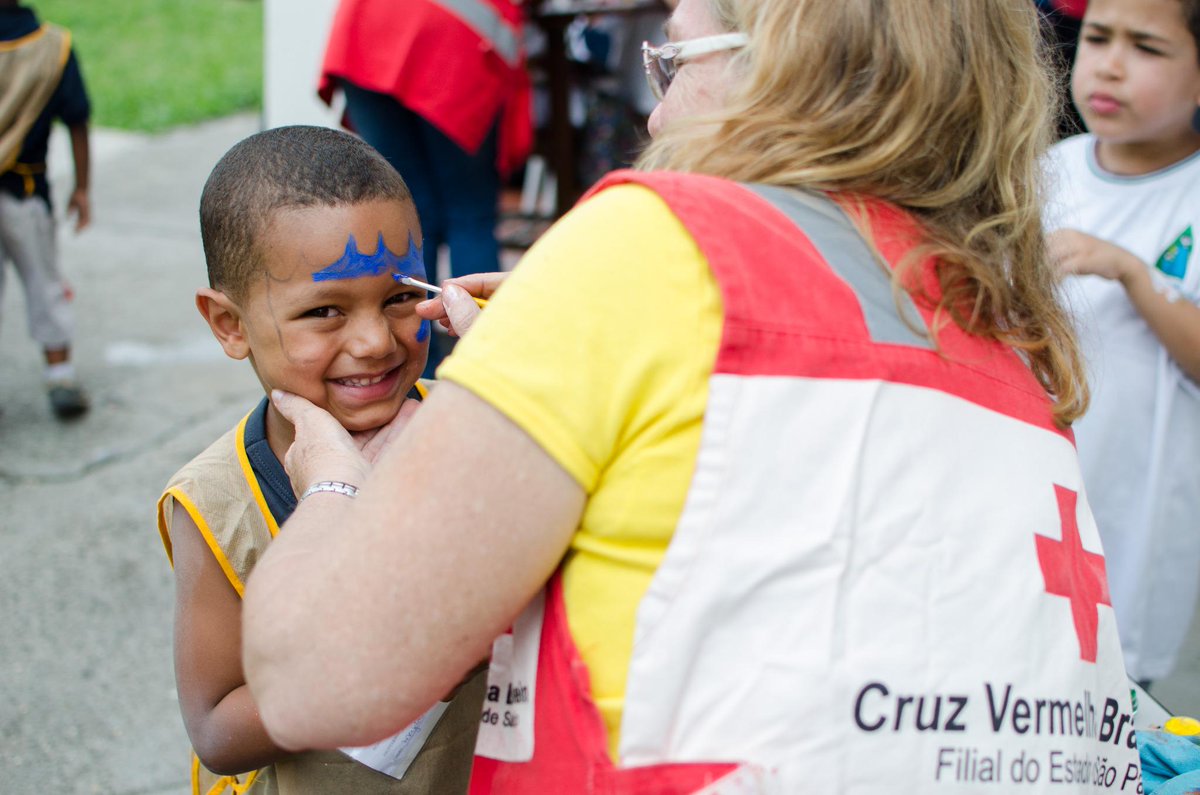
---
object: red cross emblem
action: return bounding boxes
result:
[1035,485,1111,663]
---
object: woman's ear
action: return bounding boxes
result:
[196,288,251,360]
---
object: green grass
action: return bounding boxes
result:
[35,0,263,132]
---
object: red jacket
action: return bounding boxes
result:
[1050,0,1087,20]
[320,0,531,176]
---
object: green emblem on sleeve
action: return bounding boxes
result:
[1155,226,1193,280]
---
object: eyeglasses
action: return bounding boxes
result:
[641,33,749,101]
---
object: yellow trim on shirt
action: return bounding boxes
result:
[235,412,280,538]
[440,183,724,759]
[0,25,70,66]
[56,29,71,69]
[156,491,177,567]
[164,487,247,598]
[0,25,48,51]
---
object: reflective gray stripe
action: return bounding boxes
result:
[431,0,522,68]
[744,183,934,349]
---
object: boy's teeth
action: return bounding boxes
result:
[340,373,386,387]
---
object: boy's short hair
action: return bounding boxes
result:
[200,125,412,299]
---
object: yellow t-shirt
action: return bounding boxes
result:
[438,183,723,760]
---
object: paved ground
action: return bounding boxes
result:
[2,114,1200,793]
[1,115,261,795]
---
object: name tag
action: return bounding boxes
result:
[475,589,545,761]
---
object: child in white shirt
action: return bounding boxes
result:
[1045,0,1200,685]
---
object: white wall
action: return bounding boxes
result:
[263,0,342,128]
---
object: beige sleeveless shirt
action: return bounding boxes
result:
[0,23,70,173]
[158,407,483,795]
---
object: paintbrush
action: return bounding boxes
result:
[396,275,489,308]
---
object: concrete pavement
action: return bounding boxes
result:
[3,113,1200,793]
[1,114,261,794]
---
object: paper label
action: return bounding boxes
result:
[340,701,450,780]
[475,589,545,762]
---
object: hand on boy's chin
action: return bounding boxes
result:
[351,397,421,466]
[271,390,370,495]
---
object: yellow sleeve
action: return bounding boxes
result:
[439,183,724,758]
[438,183,721,493]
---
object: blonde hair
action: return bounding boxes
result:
[639,0,1087,426]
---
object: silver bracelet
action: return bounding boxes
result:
[300,480,359,501]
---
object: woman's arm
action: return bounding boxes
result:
[243,383,586,751]
[1050,229,1200,380]
[170,504,292,774]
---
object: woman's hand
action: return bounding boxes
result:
[1048,229,1142,283]
[352,397,421,466]
[271,390,372,497]
[416,272,509,338]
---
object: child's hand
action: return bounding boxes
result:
[271,390,369,498]
[417,272,509,337]
[68,188,90,232]
[352,397,421,466]
[1048,229,1141,283]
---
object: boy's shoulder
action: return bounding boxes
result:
[161,422,245,502]
[157,414,276,588]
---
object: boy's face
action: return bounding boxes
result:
[236,199,429,433]
[1073,0,1200,151]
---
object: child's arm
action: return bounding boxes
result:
[66,121,90,232]
[1050,229,1200,381]
[170,502,293,775]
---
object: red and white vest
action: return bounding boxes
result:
[472,172,1142,793]
[319,0,530,176]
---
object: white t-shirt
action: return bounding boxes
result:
[1045,133,1200,681]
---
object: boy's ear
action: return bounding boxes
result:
[196,288,251,361]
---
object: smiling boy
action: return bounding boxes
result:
[156,126,484,794]
[1045,0,1200,686]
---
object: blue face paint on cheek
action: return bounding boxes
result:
[311,232,426,282]
[416,319,431,343]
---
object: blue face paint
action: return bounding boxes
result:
[311,232,426,282]
[416,319,431,344]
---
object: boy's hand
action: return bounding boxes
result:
[352,397,421,465]
[68,188,90,232]
[416,272,509,337]
[1048,229,1141,283]
[271,390,370,498]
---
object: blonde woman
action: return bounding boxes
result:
[244,0,1142,791]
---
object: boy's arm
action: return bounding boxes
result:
[1050,229,1200,381]
[170,502,293,775]
[67,122,90,232]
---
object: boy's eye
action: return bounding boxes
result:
[303,306,342,319]
[386,291,419,307]
[1135,44,1164,56]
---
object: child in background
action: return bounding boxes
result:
[1045,0,1200,686]
[156,126,484,795]
[0,0,91,419]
